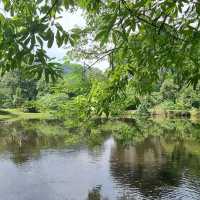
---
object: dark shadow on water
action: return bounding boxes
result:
[110,133,200,199]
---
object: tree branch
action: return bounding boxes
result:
[86,46,123,68]
[120,0,186,42]
[41,0,59,22]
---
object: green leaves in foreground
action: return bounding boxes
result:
[28,63,63,83]
[2,0,200,117]
[0,0,81,79]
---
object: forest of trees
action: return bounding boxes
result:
[1,58,200,124]
[1,0,200,119]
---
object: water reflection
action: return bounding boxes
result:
[0,119,200,199]
[0,120,87,164]
[109,118,200,199]
[111,137,178,199]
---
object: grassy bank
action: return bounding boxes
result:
[0,109,51,121]
[1,107,200,123]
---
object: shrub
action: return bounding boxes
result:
[22,101,40,113]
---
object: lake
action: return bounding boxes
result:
[0,118,200,200]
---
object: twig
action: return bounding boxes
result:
[120,0,186,42]
[41,0,59,21]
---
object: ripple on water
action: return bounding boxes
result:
[0,120,200,200]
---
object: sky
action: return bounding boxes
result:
[0,3,109,71]
[47,10,109,71]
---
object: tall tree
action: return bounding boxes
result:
[1,0,200,114]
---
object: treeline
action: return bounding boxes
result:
[1,0,200,120]
[132,79,200,114]
[1,58,200,124]
[0,60,104,115]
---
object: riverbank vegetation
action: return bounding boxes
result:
[1,0,200,124]
[1,60,200,124]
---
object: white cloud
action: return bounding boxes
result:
[46,10,109,71]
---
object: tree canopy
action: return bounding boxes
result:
[1,0,200,100]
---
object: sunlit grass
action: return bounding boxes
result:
[0,108,51,121]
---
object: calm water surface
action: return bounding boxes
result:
[0,119,200,200]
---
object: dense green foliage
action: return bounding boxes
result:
[0,70,38,108]
[0,1,200,81]
[0,60,107,123]
[1,0,200,117]
[1,60,200,121]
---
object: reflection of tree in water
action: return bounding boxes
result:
[110,134,200,199]
[6,130,42,164]
[0,119,111,165]
[110,136,173,198]
[87,186,102,200]
[0,120,73,164]
[86,186,139,200]
[87,186,113,200]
